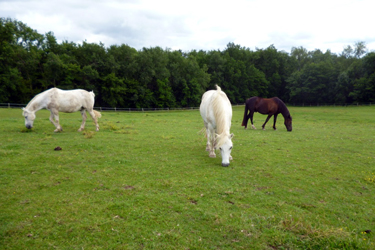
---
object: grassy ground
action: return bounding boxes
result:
[0,106,374,249]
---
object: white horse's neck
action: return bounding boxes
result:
[26,90,49,112]
[213,93,231,135]
[210,88,232,148]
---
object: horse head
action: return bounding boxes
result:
[216,133,234,167]
[22,108,36,129]
[284,114,292,132]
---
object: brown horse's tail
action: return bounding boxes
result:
[93,110,102,119]
[241,102,248,127]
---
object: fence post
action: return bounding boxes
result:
[8,103,10,108]
[115,107,117,112]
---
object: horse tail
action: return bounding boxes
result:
[93,110,102,119]
[215,85,222,92]
[241,101,249,127]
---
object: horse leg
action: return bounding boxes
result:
[88,109,100,131]
[250,112,256,129]
[242,105,249,129]
[205,127,210,151]
[262,115,273,130]
[49,112,58,128]
[273,114,278,130]
[49,110,62,132]
[88,109,99,131]
[209,138,216,158]
[207,127,216,158]
[78,110,87,132]
[203,122,210,151]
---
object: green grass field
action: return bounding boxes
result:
[0,106,374,249]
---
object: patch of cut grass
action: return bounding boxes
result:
[0,106,374,249]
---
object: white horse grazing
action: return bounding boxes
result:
[22,88,102,132]
[200,85,234,167]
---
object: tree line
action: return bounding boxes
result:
[1,18,375,108]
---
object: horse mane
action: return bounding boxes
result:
[212,85,231,147]
[25,89,53,111]
[275,97,291,118]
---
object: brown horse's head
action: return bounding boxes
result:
[284,114,292,131]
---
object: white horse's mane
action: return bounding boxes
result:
[25,91,46,112]
[211,85,231,147]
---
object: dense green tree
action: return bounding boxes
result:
[1,18,375,107]
[81,65,99,90]
[290,46,309,71]
[0,18,44,102]
[100,72,127,107]
[206,50,226,89]
[349,52,375,102]
[252,45,291,99]
[354,41,367,58]
[43,52,64,87]
[107,44,138,79]
[43,31,59,54]
[287,60,338,104]
[167,51,209,107]
[0,18,20,102]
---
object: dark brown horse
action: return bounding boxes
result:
[241,97,292,131]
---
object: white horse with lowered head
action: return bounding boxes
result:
[200,85,234,167]
[22,88,102,132]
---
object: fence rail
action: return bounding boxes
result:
[1,102,374,111]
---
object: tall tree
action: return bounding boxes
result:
[354,41,367,58]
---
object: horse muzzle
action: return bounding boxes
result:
[222,162,230,167]
[26,125,32,129]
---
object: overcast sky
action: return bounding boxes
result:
[1,0,374,54]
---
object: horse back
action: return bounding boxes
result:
[200,88,232,132]
[50,88,95,112]
[246,97,278,114]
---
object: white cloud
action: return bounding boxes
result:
[1,0,374,53]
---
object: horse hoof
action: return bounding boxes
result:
[229,156,233,160]
[209,154,216,158]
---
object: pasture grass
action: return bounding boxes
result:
[0,106,374,249]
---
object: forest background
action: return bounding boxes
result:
[1,18,375,108]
